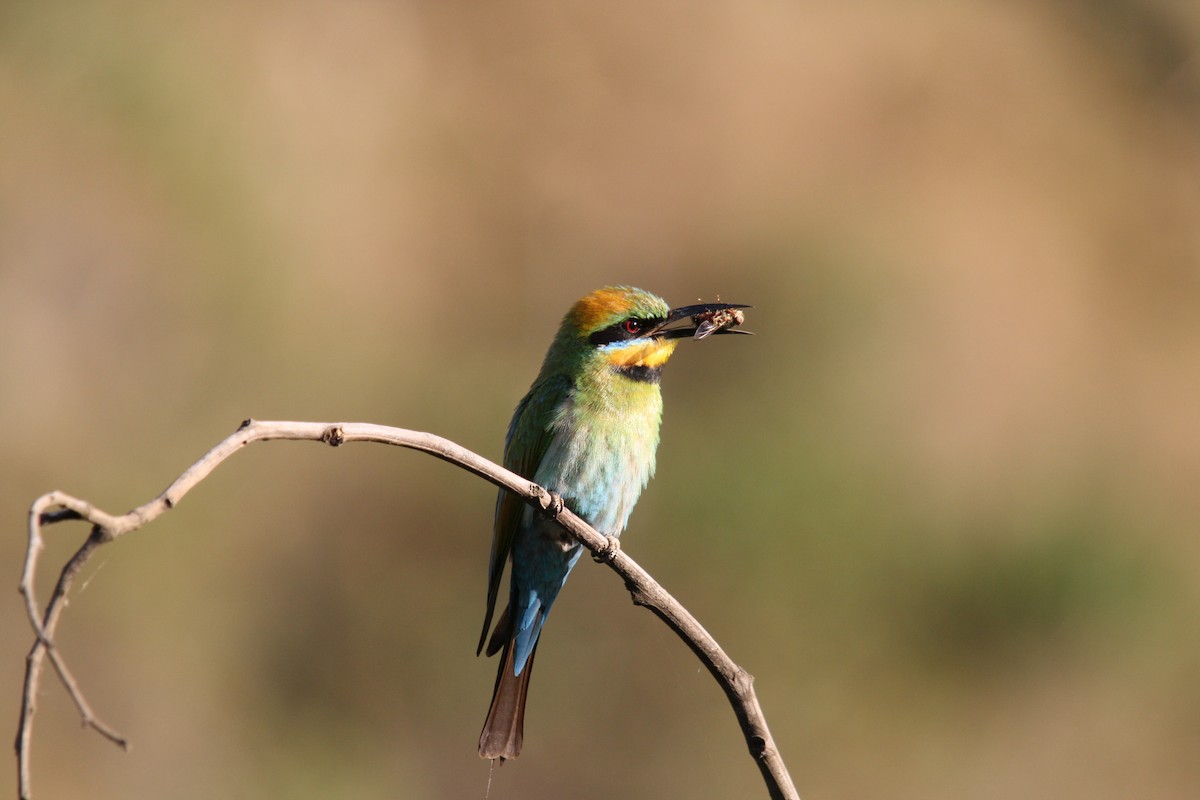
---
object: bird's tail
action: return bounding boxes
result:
[478,626,538,761]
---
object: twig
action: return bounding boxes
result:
[16,419,798,800]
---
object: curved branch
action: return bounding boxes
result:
[16,419,798,800]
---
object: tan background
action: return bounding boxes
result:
[3,1,1199,798]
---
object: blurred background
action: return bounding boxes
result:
[3,1,1199,798]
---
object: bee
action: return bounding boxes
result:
[691,307,746,340]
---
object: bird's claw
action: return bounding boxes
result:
[592,535,621,563]
[535,485,564,517]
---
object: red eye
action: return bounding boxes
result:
[623,319,643,334]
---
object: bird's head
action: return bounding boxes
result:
[546,286,749,384]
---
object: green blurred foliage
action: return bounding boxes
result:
[3,1,1199,798]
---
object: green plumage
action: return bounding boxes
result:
[477,286,747,761]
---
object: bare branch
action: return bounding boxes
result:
[16,419,798,800]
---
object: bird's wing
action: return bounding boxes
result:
[477,373,572,655]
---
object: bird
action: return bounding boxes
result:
[477,285,750,760]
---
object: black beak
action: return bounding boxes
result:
[649,302,753,340]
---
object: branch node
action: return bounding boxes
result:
[322,426,346,447]
[732,668,756,697]
[749,734,768,758]
[89,524,115,545]
[627,582,653,607]
[238,418,254,430]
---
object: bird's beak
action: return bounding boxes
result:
[649,302,753,340]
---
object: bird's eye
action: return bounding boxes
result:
[588,316,657,346]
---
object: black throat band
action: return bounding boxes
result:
[614,364,662,384]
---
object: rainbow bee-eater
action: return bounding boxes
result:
[477,285,750,760]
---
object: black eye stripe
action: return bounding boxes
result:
[587,316,664,346]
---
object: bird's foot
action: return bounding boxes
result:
[592,535,621,563]
[535,485,564,517]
